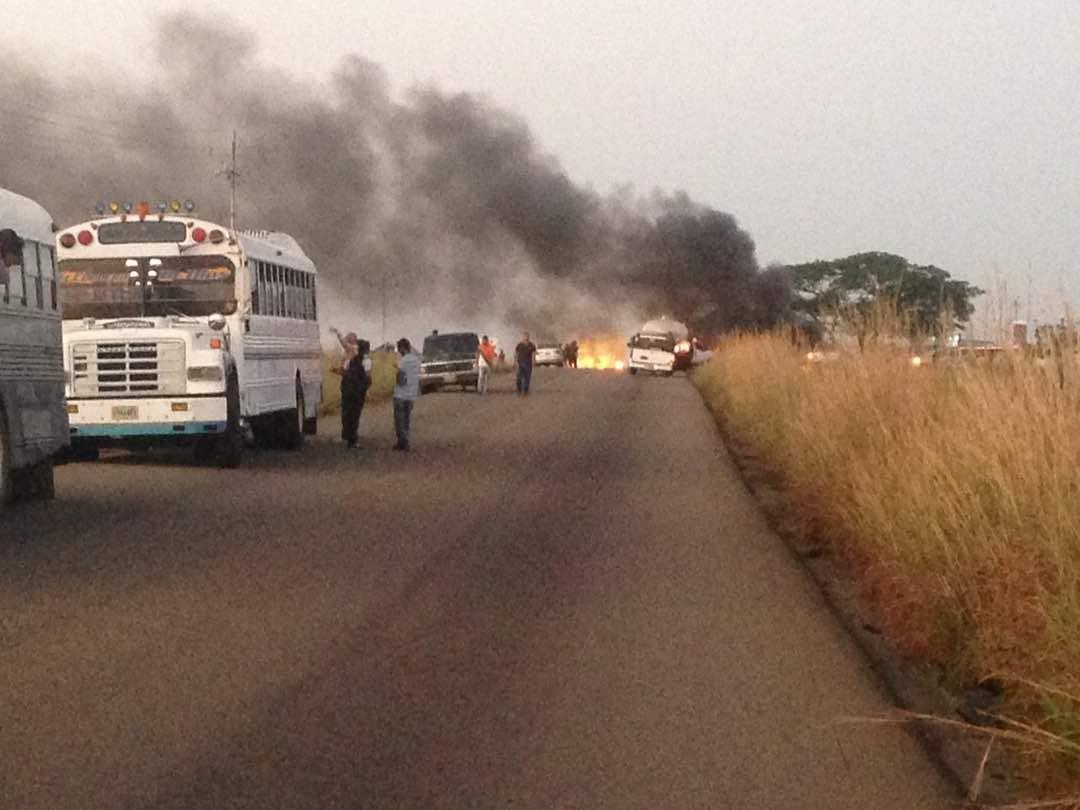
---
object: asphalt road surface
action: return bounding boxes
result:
[0,369,954,809]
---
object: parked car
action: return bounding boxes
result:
[534,343,565,367]
[421,332,480,392]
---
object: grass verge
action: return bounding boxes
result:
[320,350,397,416]
[695,333,1080,798]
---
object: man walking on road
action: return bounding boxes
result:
[393,337,421,451]
[477,335,496,394]
[515,332,537,395]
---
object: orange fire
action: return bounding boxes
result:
[574,336,628,371]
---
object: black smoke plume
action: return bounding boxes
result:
[0,14,789,339]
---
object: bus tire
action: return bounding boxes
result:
[0,411,12,509]
[628,367,637,376]
[216,377,243,468]
[282,383,304,451]
[30,458,55,500]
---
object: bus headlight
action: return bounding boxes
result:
[187,366,224,382]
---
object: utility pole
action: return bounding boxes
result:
[216,130,241,230]
[381,270,387,347]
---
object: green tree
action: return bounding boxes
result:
[785,252,982,338]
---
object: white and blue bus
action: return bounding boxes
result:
[57,202,321,466]
[0,188,67,506]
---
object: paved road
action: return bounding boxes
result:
[0,369,953,809]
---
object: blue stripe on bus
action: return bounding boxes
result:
[70,422,227,437]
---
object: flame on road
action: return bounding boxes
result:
[575,336,628,371]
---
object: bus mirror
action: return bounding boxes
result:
[208,313,227,331]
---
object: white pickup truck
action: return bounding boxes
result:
[627,318,693,376]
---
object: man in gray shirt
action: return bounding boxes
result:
[393,337,421,451]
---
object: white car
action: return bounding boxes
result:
[534,344,565,367]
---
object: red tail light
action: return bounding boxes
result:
[59,233,76,248]
[191,227,207,243]
[77,230,94,246]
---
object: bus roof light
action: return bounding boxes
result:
[77,230,94,246]
[183,200,196,212]
[121,202,133,214]
[108,202,121,214]
[94,202,106,215]
[169,200,182,213]
[137,201,151,219]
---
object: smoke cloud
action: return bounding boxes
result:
[0,14,788,342]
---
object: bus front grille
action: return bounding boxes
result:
[71,339,186,397]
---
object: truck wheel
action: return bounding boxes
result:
[216,377,243,468]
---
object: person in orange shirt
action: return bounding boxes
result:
[477,334,497,394]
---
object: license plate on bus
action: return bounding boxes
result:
[111,405,139,421]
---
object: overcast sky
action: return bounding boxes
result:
[10,0,1080,326]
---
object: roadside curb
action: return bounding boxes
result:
[697,390,1014,807]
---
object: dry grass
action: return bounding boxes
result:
[319,350,397,415]
[695,333,1080,792]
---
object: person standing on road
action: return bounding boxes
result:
[330,329,372,449]
[393,337,421,451]
[477,335,496,394]
[515,332,537,395]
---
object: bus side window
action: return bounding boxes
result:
[272,266,280,317]
[272,264,280,319]
[266,265,274,317]
[5,240,26,307]
[311,278,317,322]
[280,266,289,317]
[285,269,293,318]
[260,262,269,316]
[24,241,42,309]
[249,261,260,315]
[41,243,57,310]
[302,274,311,320]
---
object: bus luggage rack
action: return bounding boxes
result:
[71,339,186,397]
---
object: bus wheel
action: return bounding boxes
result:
[29,459,55,500]
[216,377,243,468]
[0,416,12,509]
[282,384,305,451]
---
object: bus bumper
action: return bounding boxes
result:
[67,396,228,440]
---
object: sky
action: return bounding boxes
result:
[8,0,1080,330]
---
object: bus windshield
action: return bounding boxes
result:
[59,255,237,319]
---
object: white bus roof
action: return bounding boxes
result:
[0,188,54,244]
[237,229,316,275]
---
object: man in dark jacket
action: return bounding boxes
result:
[332,331,371,449]
[515,332,537,395]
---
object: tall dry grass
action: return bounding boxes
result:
[319,350,397,415]
[696,333,1080,787]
